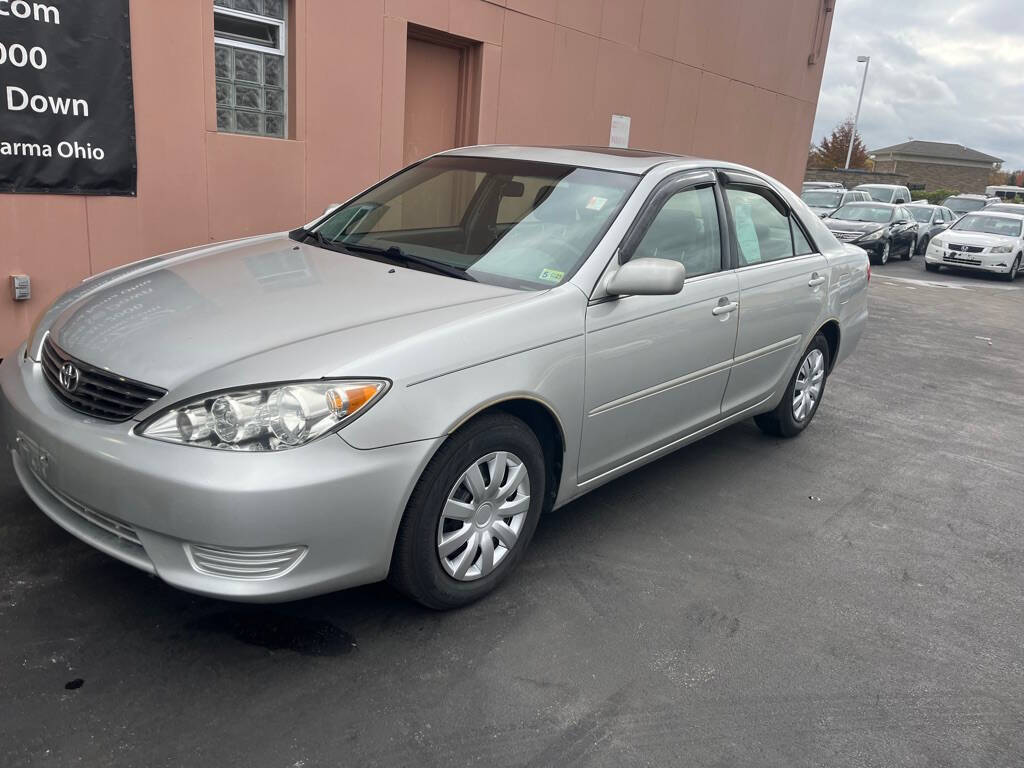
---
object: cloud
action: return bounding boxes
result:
[813,0,1024,169]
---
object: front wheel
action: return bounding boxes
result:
[389,413,546,609]
[917,235,929,256]
[902,236,916,260]
[925,262,941,273]
[872,240,891,265]
[1003,255,1021,282]
[754,334,830,438]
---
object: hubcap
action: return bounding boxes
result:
[881,242,890,264]
[437,451,531,581]
[792,348,825,422]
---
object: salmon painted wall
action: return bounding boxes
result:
[0,0,835,356]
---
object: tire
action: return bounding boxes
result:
[917,235,929,256]
[902,236,916,260]
[389,413,546,610]
[1003,255,1021,282]
[871,240,891,265]
[925,262,940,273]
[754,333,830,439]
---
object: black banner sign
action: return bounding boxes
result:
[0,0,137,195]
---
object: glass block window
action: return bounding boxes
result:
[214,1,287,138]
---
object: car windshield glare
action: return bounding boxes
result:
[831,204,892,223]
[952,214,1023,237]
[309,156,639,290]
[802,190,843,207]
[859,187,893,202]
[909,207,933,223]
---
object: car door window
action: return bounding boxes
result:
[629,185,722,277]
[724,186,795,265]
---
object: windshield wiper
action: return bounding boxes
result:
[340,243,478,282]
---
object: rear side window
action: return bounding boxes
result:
[791,216,815,255]
[724,186,796,265]
[629,185,722,278]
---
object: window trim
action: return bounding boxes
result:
[214,5,287,56]
[617,168,730,279]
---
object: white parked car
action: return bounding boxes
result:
[925,211,1024,280]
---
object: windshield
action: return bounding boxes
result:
[305,156,638,289]
[859,186,894,203]
[831,203,894,223]
[909,207,933,223]
[943,196,987,214]
[987,204,1024,214]
[952,214,1022,237]
[802,190,843,208]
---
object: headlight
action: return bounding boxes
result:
[930,236,945,249]
[139,380,388,451]
[858,228,886,242]
[990,244,1013,254]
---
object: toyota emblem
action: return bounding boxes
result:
[59,362,80,393]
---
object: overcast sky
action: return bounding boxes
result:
[812,0,1024,170]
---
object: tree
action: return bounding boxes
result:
[809,118,869,170]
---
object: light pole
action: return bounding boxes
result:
[845,55,871,170]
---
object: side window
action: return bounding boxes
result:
[724,186,794,265]
[791,216,815,255]
[630,185,722,278]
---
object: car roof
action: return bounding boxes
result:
[855,183,906,189]
[947,193,988,199]
[439,144,692,174]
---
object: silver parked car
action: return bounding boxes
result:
[0,146,869,609]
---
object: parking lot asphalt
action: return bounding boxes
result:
[2,260,1023,768]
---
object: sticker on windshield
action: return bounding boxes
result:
[539,268,565,283]
[586,196,608,211]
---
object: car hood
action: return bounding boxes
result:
[824,219,888,234]
[50,236,527,388]
[942,231,1017,247]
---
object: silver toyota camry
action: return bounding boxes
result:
[0,146,869,609]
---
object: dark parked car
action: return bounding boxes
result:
[824,202,919,264]
[907,203,955,254]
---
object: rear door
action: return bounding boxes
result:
[579,171,738,482]
[719,171,828,414]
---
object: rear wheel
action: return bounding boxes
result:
[755,334,830,439]
[389,414,546,609]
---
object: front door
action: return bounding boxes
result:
[718,174,828,414]
[579,174,739,483]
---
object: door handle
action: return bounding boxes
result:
[808,273,826,287]
[712,300,739,316]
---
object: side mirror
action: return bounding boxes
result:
[894,198,907,204]
[606,257,685,296]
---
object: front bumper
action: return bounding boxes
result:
[925,248,1015,274]
[0,347,442,602]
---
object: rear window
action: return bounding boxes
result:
[859,186,894,203]
[944,196,987,214]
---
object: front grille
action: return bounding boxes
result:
[186,543,308,580]
[833,231,862,242]
[948,243,984,253]
[943,254,983,265]
[41,337,166,422]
